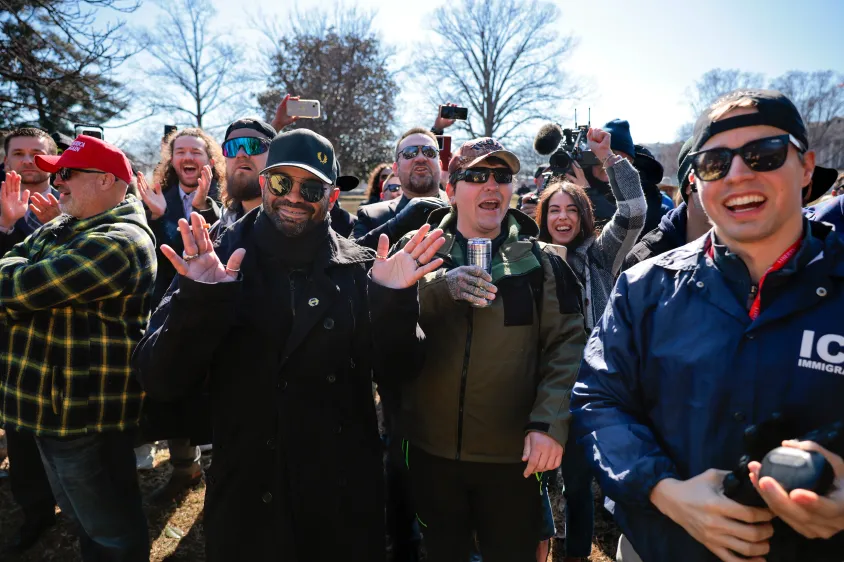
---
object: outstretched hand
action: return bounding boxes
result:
[160,212,245,284]
[0,171,29,230]
[136,172,167,220]
[191,165,212,211]
[371,224,445,289]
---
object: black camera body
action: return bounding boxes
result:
[723,414,843,507]
[548,125,601,172]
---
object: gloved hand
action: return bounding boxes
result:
[387,197,448,239]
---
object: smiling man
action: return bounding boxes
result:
[572,89,844,562]
[0,135,155,561]
[382,137,586,561]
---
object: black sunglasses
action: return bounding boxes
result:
[398,145,439,160]
[222,137,270,158]
[384,184,401,192]
[451,167,513,185]
[263,172,328,203]
[690,134,805,182]
[58,168,106,181]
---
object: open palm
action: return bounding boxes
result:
[0,171,30,229]
[371,224,445,289]
[160,212,245,283]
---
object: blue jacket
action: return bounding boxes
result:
[622,202,688,272]
[571,219,844,561]
[807,195,844,233]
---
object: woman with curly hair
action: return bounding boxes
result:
[363,162,393,205]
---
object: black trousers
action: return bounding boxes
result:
[408,444,542,562]
[5,427,56,523]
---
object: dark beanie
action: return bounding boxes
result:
[603,119,635,158]
[677,137,694,202]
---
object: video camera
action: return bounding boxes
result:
[723,413,843,507]
[533,109,601,176]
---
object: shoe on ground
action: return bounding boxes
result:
[4,515,56,553]
[148,464,202,505]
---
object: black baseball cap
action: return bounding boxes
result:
[691,89,836,200]
[224,118,276,142]
[677,137,694,200]
[260,128,337,185]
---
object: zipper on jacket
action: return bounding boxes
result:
[746,284,758,312]
[455,307,474,460]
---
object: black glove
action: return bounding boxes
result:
[387,197,448,238]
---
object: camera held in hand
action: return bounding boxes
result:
[723,414,843,507]
[533,110,601,178]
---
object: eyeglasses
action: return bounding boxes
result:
[398,145,439,160]
[690,134,805,182]
[222,137,270,158]
[451,167,513,185]
[384,184,401,192]
[57,168,106,181]
[262,172,328,203]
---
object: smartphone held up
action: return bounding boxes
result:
[286,100,321,119]
[439,105,468,121]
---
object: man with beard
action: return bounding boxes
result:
[353,128,449,249]
[134,128,445,561]
[0,128,59,554]
[0,135,155,561]
[135,128,223,503]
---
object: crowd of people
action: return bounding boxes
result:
[0,86,843,562]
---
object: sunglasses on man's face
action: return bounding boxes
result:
[690,134,804,182]
[384,184,401,192]
[263,172,328,203]
[222,137,270,158]
[57,168,106,181]
[398,145,439,160]
[451,167,513,185]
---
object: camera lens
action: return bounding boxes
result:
[549,150,571,171]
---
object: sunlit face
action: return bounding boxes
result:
[260,165,339,236]
[4,136,52,187]
[694,108,813,246]
[172,136,211,189]
[224,129,269,203]
[393,133,441,195]
[52,168,107,219]
[546,190,582,246]
[449,161,513,238]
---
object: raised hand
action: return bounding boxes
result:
[271,93,301,132]
[29,191,61,224]
[0,171,30,230]
[445,265,497,307]
[191,165,212,211]
[587,127,613,163]
[136,172,167,220]
[434,102,458,131]
[370,224,445,289]
[160,212,245,284]
[565,161,588,188]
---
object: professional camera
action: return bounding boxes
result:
[723,413,843,507]
[533,112,601,175]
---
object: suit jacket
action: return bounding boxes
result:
[148,184,220,308]
[352,191,449,248]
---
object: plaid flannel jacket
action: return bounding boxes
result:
[0,196,157,437]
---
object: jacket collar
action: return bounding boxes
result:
[47,196,153,239]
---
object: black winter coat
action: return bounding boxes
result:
[133,208,389,562]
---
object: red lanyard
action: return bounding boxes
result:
[707,237,802,320]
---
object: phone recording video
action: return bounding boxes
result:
[440,105,468,121]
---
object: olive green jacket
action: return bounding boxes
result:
[395,208,586,463]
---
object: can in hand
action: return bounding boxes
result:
[467,238,492,274]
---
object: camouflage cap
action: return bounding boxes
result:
[447,137,521,176]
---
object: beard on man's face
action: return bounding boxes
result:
[401,164,440,195]
[261,188,329,237]
[19,170,50,185]
[226,172,261,203]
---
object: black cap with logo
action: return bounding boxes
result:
[260,128,337,185]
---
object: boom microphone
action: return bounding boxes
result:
[533,123,563,156]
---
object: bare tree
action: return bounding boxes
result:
[0,0,138,132]
[416,0,579,140]
[256,7,398,179]
[769,71,844,149]
[138,0,249,128]
[685,68,765,119]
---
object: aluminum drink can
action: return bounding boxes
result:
[467,238,492,274]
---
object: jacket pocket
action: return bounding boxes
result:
[50,367,63,416]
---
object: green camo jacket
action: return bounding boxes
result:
[397,208,587,463]
[0,196,156,436]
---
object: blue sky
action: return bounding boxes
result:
[102,0,844,147]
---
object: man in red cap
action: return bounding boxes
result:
[0,135,156,561]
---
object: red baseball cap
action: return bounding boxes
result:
[35,135,132,184]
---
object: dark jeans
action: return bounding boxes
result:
[5,427,56,523]
[560,431,594,558]
[408,444,542,562]
[35,431,149,562]
[386,437,420,561]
